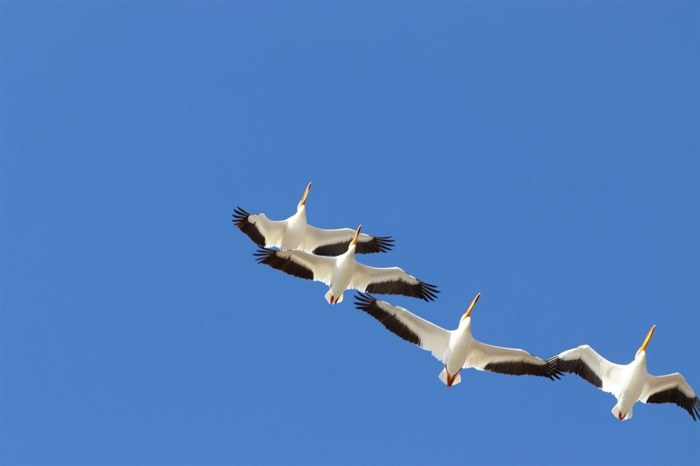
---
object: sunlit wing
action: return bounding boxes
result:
[467,341,561,379]
[549,345,625,394]
[233,207,288,248]
[640,372,700,420]
[351,263,439,301]
[254,248,335,285]
[304,225,394,256]
[354,293,450,361]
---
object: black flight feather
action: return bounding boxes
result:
[354,293,422,347]
[313,236,395,257]
[548,356,603,388]
[646,388,700,421]
[254,248,314,281]
[365,279,439,302]
[484,359,561,380]
[233,207,266,247]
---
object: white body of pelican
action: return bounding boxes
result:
[233,182,393,256]
[354,292,560,386]
[549,325,700,421]
[254,226,438,304]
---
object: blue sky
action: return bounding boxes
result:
[1,1,698,464]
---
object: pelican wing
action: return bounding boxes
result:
[354,293,450,361]
[351,263,439,301]
[640,373,700,421]
[548,345,625,394]
[254,248,335,285]
[233,207,287,248]
[304,225,394,256]
[467,341,561,379]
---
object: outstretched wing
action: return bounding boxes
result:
[304,225,394,256]
[254,248,335,285]
[354,293,450,362]
[351,263,439,301]
[641,372,700,421]
[548,345,625,394]
[233,207,288,249]
[468,341,561,380]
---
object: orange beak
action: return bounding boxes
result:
[351,225,362,245]
[637,324,656,355]
[299,182,312,207]
[461,292,481,321]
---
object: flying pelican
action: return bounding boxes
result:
[354,292,560,386]
[254,226,438,304]
[233,182,394,256]
[549,325,700,421]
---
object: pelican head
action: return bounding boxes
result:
[298,182,312,208]
[636,324,656,357]
[350,225,362,246]
[460,292,481,323]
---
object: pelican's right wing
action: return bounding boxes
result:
[233,207,288,249]
[354,293,450,362]
[548,345,625,394]
[303,225,394,256]
[254,248,335,286]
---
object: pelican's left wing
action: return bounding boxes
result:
[351,263,439,301]
[467,341,561,380]
[640,373,700,421]
[354,293,450,361]
[303,225,394,256]
[254,248,335,285]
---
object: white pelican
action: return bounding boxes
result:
[354,292,561,386]
[233,182,394,256]
[254,226,438,304]
[549,325,700,421]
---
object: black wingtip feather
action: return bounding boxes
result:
[313,235,396,257]
[354,293,422,347]
[365,280,439,302]
[544,357,564,380]
[254,248,314,280]
[357,235,395,254]
[233,207,266,247]
[645,387,700,421]
[547,356,603,388]
[484,358,562,380]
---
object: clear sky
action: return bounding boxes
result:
[1,1,698,465]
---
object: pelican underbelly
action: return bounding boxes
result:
[614,357,647,420]
[326,253,355,302]
[445,329,473,376]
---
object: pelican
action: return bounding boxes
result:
[254,226,438,304]
[549,325,700,421]
[353,292,560,386]
[233,182,394,256]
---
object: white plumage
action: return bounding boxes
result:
[549,325,700,421]
[354,292,560,386]
[233,182,393,256]
[255,226,438,305]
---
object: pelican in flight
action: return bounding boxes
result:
[549,325,700,421]
[254,226,438,304]
[233,182,394,256]
[354,292,560,386]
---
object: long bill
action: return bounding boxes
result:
[299,182,312,207]
[351,225,362,245]
[637,324,656,355]
[461,292,481,321]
